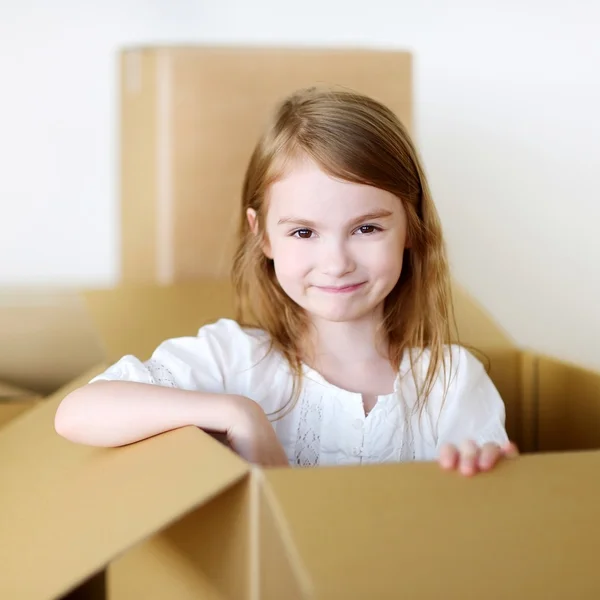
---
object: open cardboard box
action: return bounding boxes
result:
[1,279,600,599]
[3,45,599,599]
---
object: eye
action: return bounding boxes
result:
[292,228,314,239]
[356,224,381,235]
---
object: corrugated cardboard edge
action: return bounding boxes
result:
[518,351,539,453]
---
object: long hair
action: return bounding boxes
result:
[231,87,456,418]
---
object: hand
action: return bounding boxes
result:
[438,440,519,476]
[225,396,290,468]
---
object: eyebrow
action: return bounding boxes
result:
[277,210,394,228]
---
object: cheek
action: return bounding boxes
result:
[366,237,405,277]
[375,252,402,275]
[270,239,311,279]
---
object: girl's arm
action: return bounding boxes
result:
[54,381,289,466]
[54,380,240,447]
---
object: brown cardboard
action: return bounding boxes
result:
[0,379,41,428]
[0,289,105,394]
[535,354,600,452]
[1,280,600,598]
[2,378,600,599]
[0,367,250,600]
[263,453,600,598]
[119,46,412,283]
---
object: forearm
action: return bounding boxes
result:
[54,380,238,447]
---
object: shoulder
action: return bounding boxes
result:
[155,318,272,370]
[444,344,487,388]
[197,318,268,343]
[422,344,505,420]
[405,345,508,449]
[90,318,279,393]
[404,344,486,390]
[402,344,499,416]
[194,318,271,359]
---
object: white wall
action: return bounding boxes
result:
[1,1,599,370]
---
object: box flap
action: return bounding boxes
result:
[256,470,314,599]
[0,379,34,399]
[0,380,41,428]
[536,354,600,452]
[265,453,600,598]
[109,479,252,600]
[0,288,105,393]
[451,281,516,349]
[82,279,514,359]
[81,280,235,361]
[0,366,249,600]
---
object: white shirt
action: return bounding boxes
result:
[90,318,509,467]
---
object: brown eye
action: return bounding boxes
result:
[358,225,377,234]
[293,229,313,239]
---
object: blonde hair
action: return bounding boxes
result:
[232,87,456,418]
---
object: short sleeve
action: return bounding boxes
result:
[89,318,266,395]
[435,347,509,449]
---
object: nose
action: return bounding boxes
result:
[319,238,355,278]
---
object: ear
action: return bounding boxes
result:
[246,208,272,258]
[246,208,259,235]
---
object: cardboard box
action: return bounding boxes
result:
[3,45,599,598]
[1,366,600,599]
[1,280,600,598]
[119,46,412,283]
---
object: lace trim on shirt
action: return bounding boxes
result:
[293,392,323,467]
[144,359,178,388]
[398,391,416,461]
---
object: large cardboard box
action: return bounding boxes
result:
[119,46,412,283]
[1,357,600,599]
[1,280,600,599]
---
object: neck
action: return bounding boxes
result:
[304,311,389,368]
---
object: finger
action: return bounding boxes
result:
[478,443,502,471]
[438,443,459,470]
[501,441,520,458]
[459,440,479,476]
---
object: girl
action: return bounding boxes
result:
[55,87,518,476]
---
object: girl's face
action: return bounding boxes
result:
[248,157,408,326]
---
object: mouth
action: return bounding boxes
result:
[314,282,366,294]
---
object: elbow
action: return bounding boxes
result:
[54,389,83,442]
[54,383,126,448]
[54,386,104,446]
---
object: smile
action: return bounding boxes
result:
[314,282,366,294]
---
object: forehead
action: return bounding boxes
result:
[266,158,401,219]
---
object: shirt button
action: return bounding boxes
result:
[353,419,363,430]
[351,447,361,457]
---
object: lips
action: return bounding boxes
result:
[314,282,366,294]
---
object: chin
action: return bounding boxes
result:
[306,303,379,324]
